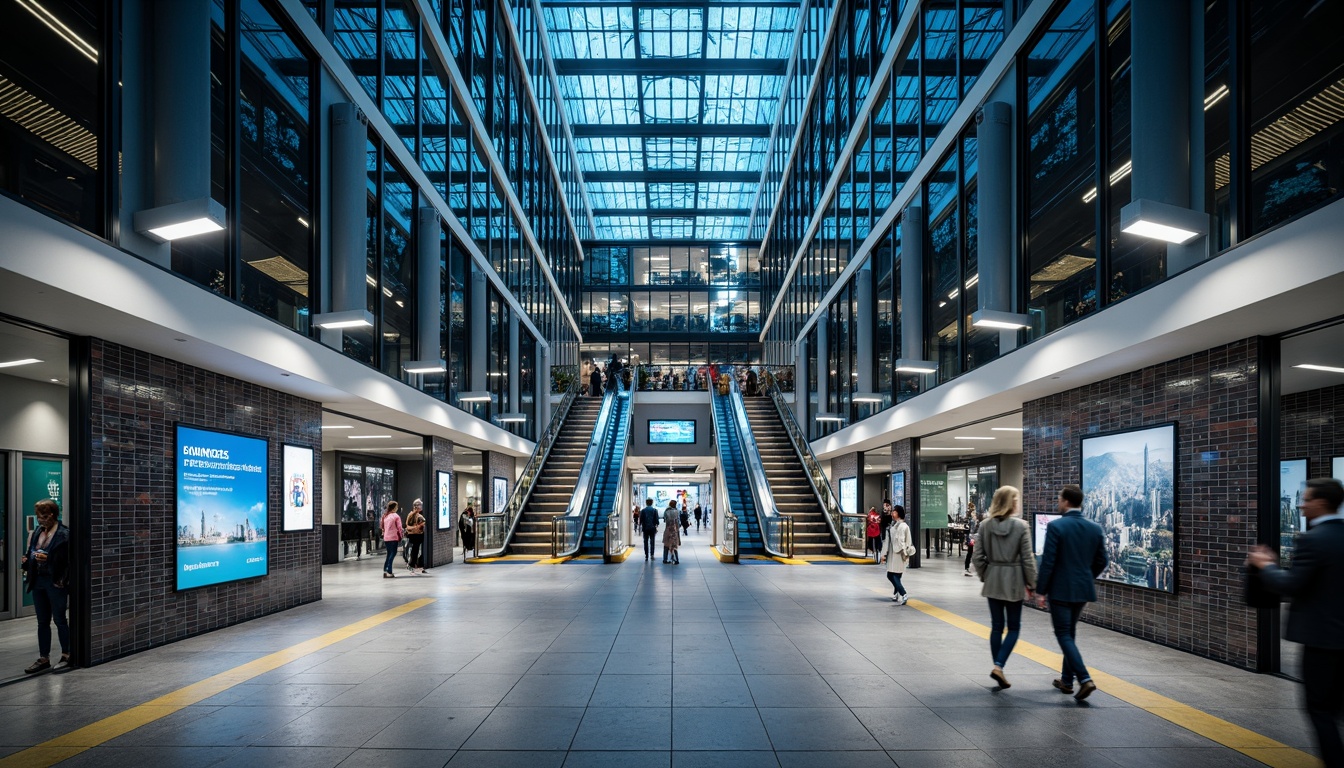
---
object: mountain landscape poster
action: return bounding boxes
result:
[1080,423,1176,593]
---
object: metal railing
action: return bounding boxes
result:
[473,368,580,558]
[762,373,867,558]
[719,508,739,561]
[710,373,793,558]
[603,504,627,562]
[551,377,627,558]
[598,380,635,560]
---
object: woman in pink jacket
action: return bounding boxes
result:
[380,501,404,578]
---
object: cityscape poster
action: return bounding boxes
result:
[1080,423,1176,593]
[176,425,269,590]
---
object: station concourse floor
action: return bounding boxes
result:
[0,525,1321,768]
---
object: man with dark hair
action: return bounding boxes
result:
[639,498,660,562]
[1249,478,1344,768]
[1036,483,1107,701]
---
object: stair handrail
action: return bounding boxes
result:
[472,367,580,558]
[710,373,792,558]
[599,379,636,559]
[551,377,626,558]
[762,373,867,558]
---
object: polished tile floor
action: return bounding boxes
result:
[0,525,1318,767]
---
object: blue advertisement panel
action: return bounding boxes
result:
[648,419,696,444]
[176,425,269,590]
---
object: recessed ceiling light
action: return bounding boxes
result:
[991,427,1025,432]
[922,447,967,451]
[1294,364,1344,375]
[321,425,353,430]
[0,358,42,368]
[954,436,996,441]
[348,435,392,439]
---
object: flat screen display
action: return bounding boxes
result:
[649,419,696,444]
[1081,422,1177,593]
[1033,513,1060,556]
[437,470,452,530]
[176,425,269,590]
[839,477,858,516]
[282,444,314,532]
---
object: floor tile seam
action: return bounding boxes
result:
[904,597,1317,768]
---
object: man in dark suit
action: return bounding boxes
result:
[639,498,660,562]
[1249,478,1344,768]
[1036,484,1108,701]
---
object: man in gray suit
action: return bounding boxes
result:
[1249,478,1344,768]
[1036,484,1108,701]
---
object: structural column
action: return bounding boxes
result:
[469,265,488,392]
[815,309,829,419]
[900,207,925,364]
[417,208,443,366]
[976,101,1021,351]
[329,103,368,345]
[855,259,874,395]
[1131,0,1199,272]
[538,345,552,428]
[152,0,211,207]
[508,314,520,414]
[795,337,809,428]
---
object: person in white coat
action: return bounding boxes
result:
[880,506,914,604]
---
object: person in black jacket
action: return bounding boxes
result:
[639,498,660,562]
[1249,478,1344,768]
[22,499,72,674]
[589,366,604,397]
[1036,484,1107,701]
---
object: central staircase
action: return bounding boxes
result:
[510,396,603,555]
[741,397,837,555]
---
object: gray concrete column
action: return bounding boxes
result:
[900,207,924,361]
[855,260,874,393]
[508,314,520,412]
[1132,0,1201,272]
[470,266,488,391]
[330,104,367,316]
[795,337,809,428]
[153,0,210,209]
[976,102,1012,314]
[816,309,829,416]
[539,345,552,428]
[417,208,443,364]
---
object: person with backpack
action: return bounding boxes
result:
[972,486,1036,689]
[880,506,914,604]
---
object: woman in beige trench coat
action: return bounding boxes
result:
[880,506,914,604]
[972,485,1037,689]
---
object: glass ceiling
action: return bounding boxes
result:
[540,1,802,240]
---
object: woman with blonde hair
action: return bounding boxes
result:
[972,485,1036,688]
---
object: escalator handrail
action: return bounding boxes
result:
[598,377,635,556]
[553,378,627,558]
[474,368,582,558]
[762,375,867,558]
[720,376,792,558]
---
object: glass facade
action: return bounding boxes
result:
[2,0,1342,448]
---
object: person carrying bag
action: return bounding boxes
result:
[880,506,914,604]
[972,486,1037,689]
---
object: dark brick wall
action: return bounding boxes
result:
[429,436,455,567]
[88,340,322,664]
[1022,338,1261,669]
[1281,384,1344,481]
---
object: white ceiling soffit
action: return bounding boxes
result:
[1282,322,1344,396]
[0,197,531,457]
[812,198,1344,459]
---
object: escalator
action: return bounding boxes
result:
[711,381,764,554]
[508,395,605,555]
[742,397,838,555]
[581,382,632,553]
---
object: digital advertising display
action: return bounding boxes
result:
[648,419,696,444]
[437,470,453,530]
[890,471,905,509]
[492,476,509,516]
[282,444,314,532]
[1033,513,1061,556]
[176,425,269,590]
[839,477,858,516]
[1081,423,1177,593]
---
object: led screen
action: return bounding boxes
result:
[282,444,314,532]
[176,425,269,590]
[649,419,696,444]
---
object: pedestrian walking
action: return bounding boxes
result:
[404,499,427,573]
[866,507,882,562]
[640,498,660,561]
[380,501,404,578]
[680,503,690,535]
[21,500,71,674]
[964,505,981,577]
[693,503,703,530]
[1036,484,1107,700]
[458,505,475,557]
[589,365,604,397]
[972,486,1036,689]
[880,506,914,604]
[1248,478,1344,768]
[663,501,681,563]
